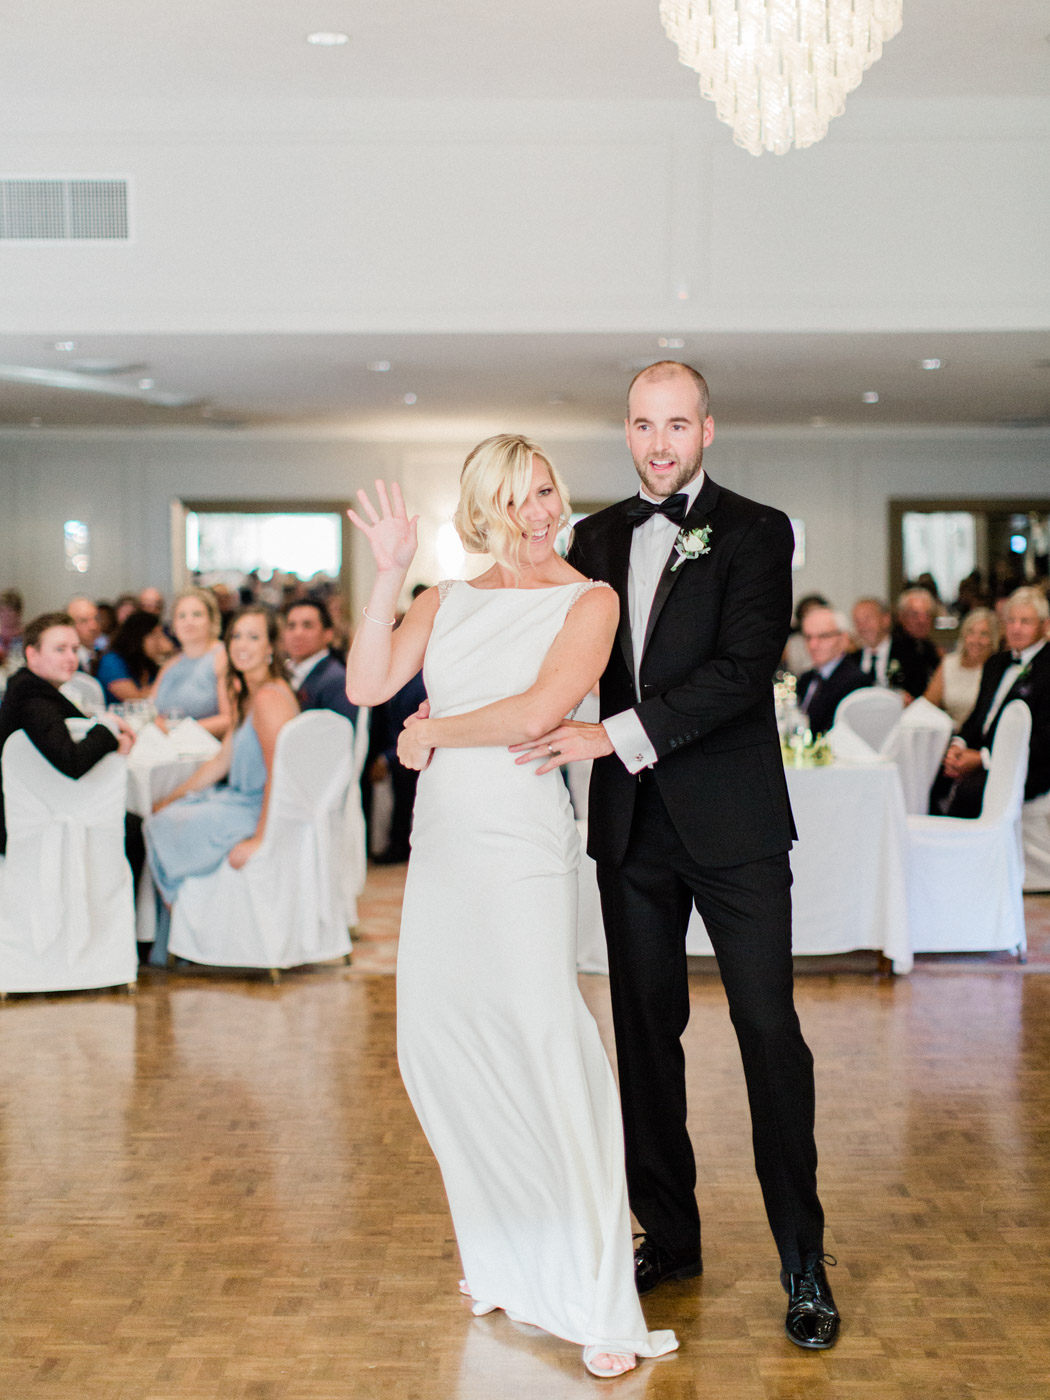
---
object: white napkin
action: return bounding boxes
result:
[168,717,221,759]
[827,723,881,764]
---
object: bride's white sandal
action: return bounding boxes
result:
[582,1347,637,1379]
[458,1278,498,1317]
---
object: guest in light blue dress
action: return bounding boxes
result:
[143,605,299,963]
[151,587,231,738]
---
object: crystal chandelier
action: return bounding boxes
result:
[659,1,903,156]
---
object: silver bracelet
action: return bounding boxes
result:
[362,606,396,627]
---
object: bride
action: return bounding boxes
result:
[346,434,678,1379]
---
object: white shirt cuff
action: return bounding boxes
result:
[980,747,991,771]
[603,707,658,775]
[94,714,123,740]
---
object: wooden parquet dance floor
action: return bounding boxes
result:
[2,908,1050,1399]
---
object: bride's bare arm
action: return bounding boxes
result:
[399,587,618,765]
[345,480,438,704]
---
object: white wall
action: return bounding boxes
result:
[1,98,1048,335]
[3,424,1048,618]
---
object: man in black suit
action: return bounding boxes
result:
[890,588,941,699]
[937,586,1050,817]
[516,362,838,1349]
[282,599,358,725]
[795,606,871,736]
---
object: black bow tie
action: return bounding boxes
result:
[625,493,689,527]
[1011,652,1024,663]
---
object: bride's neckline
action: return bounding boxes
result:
[461,579,581,593]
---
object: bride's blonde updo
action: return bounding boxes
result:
[453,433,571,576]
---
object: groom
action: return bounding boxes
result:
[522,361,839,1349]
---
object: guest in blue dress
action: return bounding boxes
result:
[151,587,232,738]
[145,605,299,909]
[96,611,167,704]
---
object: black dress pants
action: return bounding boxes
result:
[595,771,824,1274]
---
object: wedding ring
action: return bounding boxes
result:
[548,744,561,757]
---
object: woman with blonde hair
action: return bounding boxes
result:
[151,587,232,737]
[924,605,999,730]
[346,434,677,1379]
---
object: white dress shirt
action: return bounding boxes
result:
[951,638,1046,769]
[859,635,891,688]
[289,649,329,692]
[603,472,706,775]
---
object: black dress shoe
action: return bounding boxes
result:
[633,1236,702,1296]
[781,1255,840,1349]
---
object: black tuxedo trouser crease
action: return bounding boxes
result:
[596,772,824,1274]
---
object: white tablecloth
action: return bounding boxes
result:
[125,719,221,818]
[577,758,913,975]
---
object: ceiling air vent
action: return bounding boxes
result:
[0,178,129,241]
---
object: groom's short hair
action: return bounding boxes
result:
[628,361,710,420]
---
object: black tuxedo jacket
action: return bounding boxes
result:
[795,653,871,738]
[0,667,119,854]
[889,626,940,699]
[568,474,796,869]
[957,642,1050,801]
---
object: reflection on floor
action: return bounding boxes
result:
[0,887,1048,1398]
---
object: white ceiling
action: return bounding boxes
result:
[2,3,1049,433]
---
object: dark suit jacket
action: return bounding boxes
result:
[297,652,358,726]
[957,642,1050,801]
[568,474,796,869]
[889,626,940,699]
[0,668,119,854]
[796,653,871,738]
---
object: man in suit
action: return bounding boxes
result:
[937,586,1050,817]
[516,362,838,1349]
[852,596,893,687]
[282,599,358,725]
[890,587,941,699]
[796,606,870,736]
[67,596,101,674]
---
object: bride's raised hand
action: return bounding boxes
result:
[347,480,419,573]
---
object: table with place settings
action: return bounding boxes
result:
[124,718,222,819]
[577,756,913,975]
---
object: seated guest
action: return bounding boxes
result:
[796,606,870,736]
[852,596,894,687]
[370,668,426,865]
[144,605,298,904]
[935,587,1050,818]
[0,588,24,669]
[67,595,101,674]
[781,593,828,678]
[924,606,999,731]
[151,587,232,738]
[96,610,168,704]
[282,598,358,724]
[94,601,117,652]
[0,612,134,854]
[138,586,165,619]
[891,587,942,698]
[114,593,139,627]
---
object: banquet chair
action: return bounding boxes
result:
[340,705,371,929]
[905,700,1030,957]
[881,695,953,815]
[834,686,904,753]
[1022,791,1050,892]
[0,732,137,995]
[169,710,355,975]
[60,672,105,713]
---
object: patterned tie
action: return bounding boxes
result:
[624,493,689,527]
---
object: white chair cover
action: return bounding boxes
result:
[0,732,137,993]
[60,672,106,713]
[169,710,355,970]
[905,700,1030,955]
[1022,790,1050,892]
[834,686,905,753]
[882,695,953,815]
[340,706,370,929]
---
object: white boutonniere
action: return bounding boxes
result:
[670,523,712,572]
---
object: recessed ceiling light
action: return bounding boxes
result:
[53,340,76,352]
[403,392,418,405]
[138,377,155,390]
[919,358,942,370]
[862,391,880,404]
[809,415,829,428]
[307,31,349,46]
[367,360,391,373]
[29,416,42,428]
[658,337,686,350]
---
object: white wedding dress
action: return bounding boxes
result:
[397,579,677,1360]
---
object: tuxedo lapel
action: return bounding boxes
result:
[641,474,721,660]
